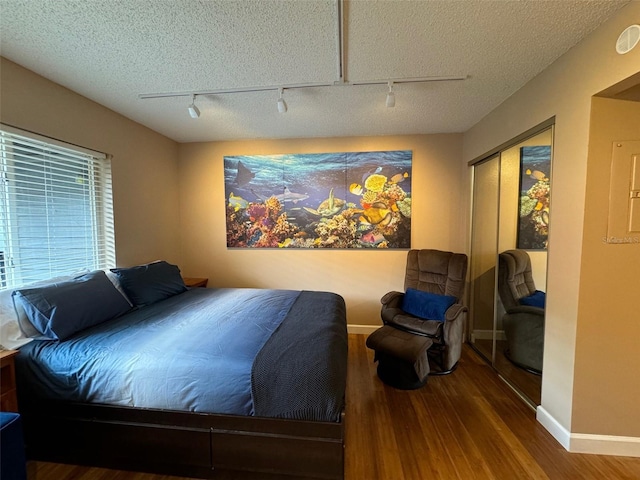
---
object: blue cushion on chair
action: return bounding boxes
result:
[0,412,27,480]
[401,288,457,322]
[519,290,546,308]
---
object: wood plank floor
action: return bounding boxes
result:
[473,338,542,406]
[28,334,640,480]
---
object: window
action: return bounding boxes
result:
[0,125,115,289]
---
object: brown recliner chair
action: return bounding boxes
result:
[370,249,468,382]
[497,249,545,374]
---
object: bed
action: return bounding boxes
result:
[6,262,348,480]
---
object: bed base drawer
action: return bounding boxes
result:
[211,427,344,479]
[23,414,212,477]
[21,402,345,480]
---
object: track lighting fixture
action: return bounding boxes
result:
[140,75,468,113]
[188,94,200,118]
[277,88,288,113]
[385,81,395,108]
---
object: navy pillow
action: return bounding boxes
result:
[111,261,187,307]
[401,288,457,322]
[519,290,546,308]
[11,270,132,341]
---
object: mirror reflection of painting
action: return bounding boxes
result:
[224,151,412,248]
[517,146,551,250]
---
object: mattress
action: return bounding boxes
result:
[15,288,347,422]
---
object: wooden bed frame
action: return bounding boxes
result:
[20,399,345,479]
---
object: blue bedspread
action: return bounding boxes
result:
[17,288,302,415]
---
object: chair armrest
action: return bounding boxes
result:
[445,303,467,322]
[506,305,545,316]
[441,303,468,371]
[381,291,403,307]
[380,291,404,325]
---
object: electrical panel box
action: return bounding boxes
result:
[607,141,640,243]
[630,153,640,232]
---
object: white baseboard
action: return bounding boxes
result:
[470,329,506,341]
[347,324,379,335]
[570,434,640,457]
[537,406,640,457]
[536,406,571,450]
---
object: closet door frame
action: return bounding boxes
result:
[467,117,554,407]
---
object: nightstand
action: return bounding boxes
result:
[182,277,208,288]
[0,350,19,412]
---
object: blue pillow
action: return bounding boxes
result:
[401,288,457,322]
[519,290,546,308]
[111,261,187,307]
[11,270,132,341]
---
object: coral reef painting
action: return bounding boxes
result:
[517,146,551,250]
[224,151,412,248]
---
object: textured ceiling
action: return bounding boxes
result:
[0,0,630,143]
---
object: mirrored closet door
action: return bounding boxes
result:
[469,155,500,366]
[469,123,553,407]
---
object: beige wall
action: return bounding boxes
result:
[177,134,464,326]
[573,97,640,436]
[463,1,640,441]
[0,58,181,267]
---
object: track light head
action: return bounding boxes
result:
[386,92,395,108]
[386,82,395,108]
[188,104,200,118]
[277,88,288,113]
[277,98,287,113]
[188,94,200,118]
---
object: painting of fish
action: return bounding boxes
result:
[360,231,386,245]
[252,187,309,204]
[224,151,412,249]
[390,172,409,184]
[228,192,249,211]
[526,169,548,182]
[349,183,363,196]
[518,146,551,250]
[234,160,255,187]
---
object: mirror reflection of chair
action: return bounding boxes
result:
[366,249,468,389]
[497,249,545,374]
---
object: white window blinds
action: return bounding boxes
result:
[0,126,115,289]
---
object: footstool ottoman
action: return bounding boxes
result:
[366,325,433,390]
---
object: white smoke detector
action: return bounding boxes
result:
[616,24,640,55]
